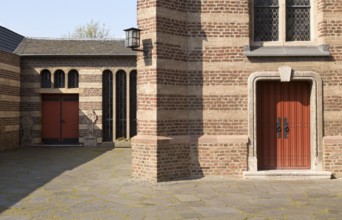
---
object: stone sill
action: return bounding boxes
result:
[245,45,330,57]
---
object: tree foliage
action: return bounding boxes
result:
[68,20,110,39]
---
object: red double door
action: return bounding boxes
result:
[42,94,79,144]
[257,81,311,170]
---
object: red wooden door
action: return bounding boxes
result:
[42,95,61,144]
[257,81,310,170]
[61,95,79,144]
[42,94,79,144]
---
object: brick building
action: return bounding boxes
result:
[0,26,137,149]
[1,0,342,182]
[0,27,23,150]
[132,0,342,181]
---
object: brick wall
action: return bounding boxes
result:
[324,137,342,178]
[133,0,342,181]
[132,136,191,182]
[191,143,247,176]
[20,56,136,145]
[0,50,20,150]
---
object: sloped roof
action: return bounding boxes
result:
[0,26,25,53]
[15,38,136,56]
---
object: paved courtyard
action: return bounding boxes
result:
[0,147,341,220]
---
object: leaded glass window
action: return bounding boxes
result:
[103,70,113,142]
[116,70,127,139]
[129,70,137,138]
[286,0,310,41]
[254,0,279,41]
[41,69,51,88]
[68,70,79,88]
[54,70,65,88]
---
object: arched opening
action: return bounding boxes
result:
[102,70,113,142]
[54,70,65,88]
[130,70,137,137]
[116,70,127,139]
[68,70,79,88]
[41,69,52,88]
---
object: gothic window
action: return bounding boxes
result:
[254,0,311,42]
[54,70,65,88]
[41,69,51,88]
[68,70,79,88]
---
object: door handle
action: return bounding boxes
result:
[276,118,282,139]
[284,117,289,139]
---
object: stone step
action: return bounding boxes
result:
[243,170,332,180]
[32,144,83,148]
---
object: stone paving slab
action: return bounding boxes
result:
[0,147,342,219]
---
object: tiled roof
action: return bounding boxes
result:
[15,38,136,56]
[0,26,25,53]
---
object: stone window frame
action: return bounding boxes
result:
[36,68,83,94]
[100,68,138,142]
[250,0,318,47]
[247,71,324,172]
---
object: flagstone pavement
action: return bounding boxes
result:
[0,147,341,220]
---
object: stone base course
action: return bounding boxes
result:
[132,135,248,182]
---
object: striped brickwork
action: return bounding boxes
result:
[20,56,136,145]
[133,0,342,181]
[0,50,20,150]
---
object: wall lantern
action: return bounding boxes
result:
[124,27,143,51]
[124,27,150,59]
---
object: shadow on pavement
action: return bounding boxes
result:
[0,146,114,213]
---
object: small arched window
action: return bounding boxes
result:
[41,69,51,88]
[68,70,79,88]
[54,70,65,88]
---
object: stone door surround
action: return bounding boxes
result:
[247,70,323,172]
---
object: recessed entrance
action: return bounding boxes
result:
[42,94,79,144]
[257,81,310,170]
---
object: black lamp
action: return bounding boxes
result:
[124,27,143,51]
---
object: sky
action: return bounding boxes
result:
[0,0,137,39]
